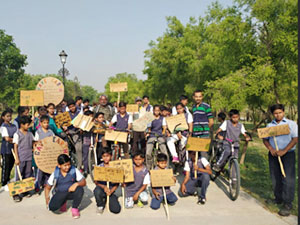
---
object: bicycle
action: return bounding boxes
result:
[209,133,252,201]
[110,128,131,160]
[146,132,165,170]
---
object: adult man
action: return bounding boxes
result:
[93,95,115,122]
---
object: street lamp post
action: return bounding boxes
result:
[59,50,68,95]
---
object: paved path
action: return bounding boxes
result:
[0,176,297,225]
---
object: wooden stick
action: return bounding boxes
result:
[240,141,249,165]
[106,182,110,212]
[194,152,198,178]
[93,134,98,165]
[122,186,125,210]
[273,136,286,177]
[11,149,22,181]
[163,186,170,221]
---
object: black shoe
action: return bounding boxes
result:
[197,197,206,205]
[212,164,221,172]
[13,195,22,203]
[266,198,282,205]
[278,204,292,217]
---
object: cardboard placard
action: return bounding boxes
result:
[110,82,128,92]
[93,166,124,183]
[104,130,128,143]
[150,169,175,187]
[54,112,72,128]
[126,104,139,113]
[257,124,290,139]
[93,123,108,134]
[186,137,211,152]
[33,136,68,174]
[20,90,44,106]
[72,114,95,131]
[8,177,35,196]
[36,77,64,105]
[109,159,134,183]
[132,112,155,132]
[166,114,188,133]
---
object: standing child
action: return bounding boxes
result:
[82,110,94,177]
[109,102,133,159]
[45,154,86,219]
[213,109,250,172]
[12,116,35,202]
[34,115,55,192]
[93,148,121,214]
[125,152,150,208]
[146,105,168,170]
[263,104,298,216]
[0,110,17,188]
[150,153,178,210]
[93,112,108,162]
[179,151,211,204]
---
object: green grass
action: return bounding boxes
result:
[239,137,298,216]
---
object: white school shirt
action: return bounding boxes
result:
[47,168,84,186]
[219,121,246,134]
[0,126,9,137]
[183,158,210,172]
[143,173,151,185]
[172,106,191,116]
[111,114,133,124]
[13,132,34,145]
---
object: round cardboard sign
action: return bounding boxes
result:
[36,77,64,105]
[34,136,68,174]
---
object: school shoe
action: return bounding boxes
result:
[197,197,206,205]
[13,195,22,203]
[96,206,104,214]
[278,204,292,217]
[71,208,80,219]
[137,200,144,208]
[212,164,221,172]
[60,202,67,212]
[125,197,134,208]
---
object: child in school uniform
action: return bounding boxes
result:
[150,153,178,210]
[0,110,17,188]
[93,112,109,162]
[179,151,212,204]
[109,102,133,159]
[146,105,168,170]
[12,116,35,202]
[93,148,121,214]
[82,110,94,177]
[124,152,150,208]
[213,109,250,172]
[45,154,86,219]
[13,106,29,129]
[167,102,193,163]
[34,115,55,192]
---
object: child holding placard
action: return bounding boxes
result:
[124,152,150,208]
[150,153,177,210]
[109,102,133,159]
[0,110,17,188]
[93,148,121,214]
[82,110,94,177]
[93,112,109,160]
[179,151,211,204]
[12,116,35,202]
[45,154,86,219]
[34,115,55,192]
[167,102,193,163]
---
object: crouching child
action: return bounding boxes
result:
[45,154,86,219]
[179,151,211,205]
[125,152,150,208]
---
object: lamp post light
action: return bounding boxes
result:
[59,50,68,93]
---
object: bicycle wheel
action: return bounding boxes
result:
[88,147,97,182]
[228,158,240,201]
[70,151,78,168]
[209,144,217,164]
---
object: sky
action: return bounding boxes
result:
[0,0,233,92]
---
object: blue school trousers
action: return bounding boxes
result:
[150,192,178,210]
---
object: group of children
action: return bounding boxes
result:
[1,89,296,218]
